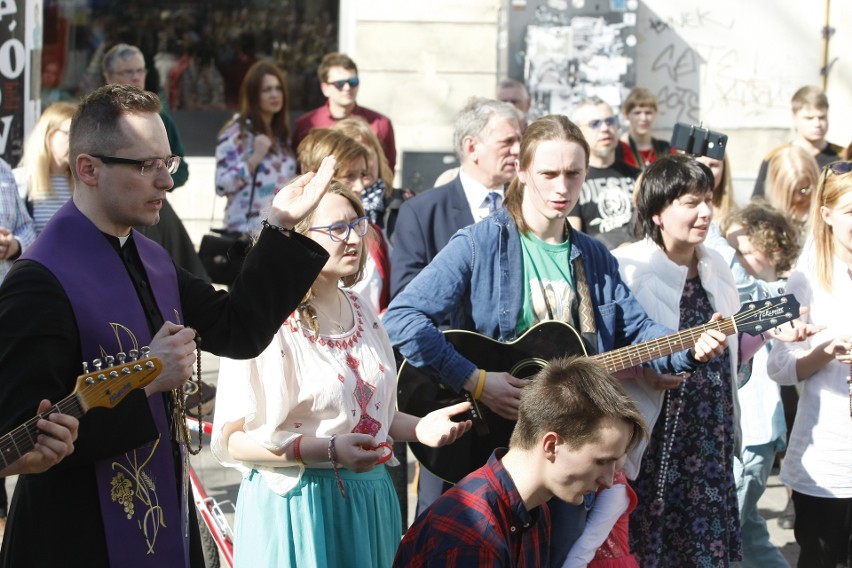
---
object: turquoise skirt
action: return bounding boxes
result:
[233,466,402,568]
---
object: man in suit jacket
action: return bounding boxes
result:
[390,97,521,515]
[390,98,522,298]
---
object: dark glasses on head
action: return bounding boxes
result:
[329,77,360,90]
[827,161,852,176]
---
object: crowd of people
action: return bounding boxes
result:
[0,39,850,568]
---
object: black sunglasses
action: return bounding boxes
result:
[329,77,360,90]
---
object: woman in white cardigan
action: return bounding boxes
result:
[612,155,743,567]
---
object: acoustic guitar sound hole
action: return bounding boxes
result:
[510,358,549,379]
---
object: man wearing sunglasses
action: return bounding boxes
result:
[568,97,640,250]
[292,52,397,170]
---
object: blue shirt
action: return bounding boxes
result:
[383,208,697,391]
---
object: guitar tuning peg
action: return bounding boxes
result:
[129,349,139,361]
[105,355,115,367]
[81,361,89,374]
[117,352,127,364]
[140,346,151,359]
[93,358,102,371]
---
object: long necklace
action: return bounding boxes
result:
[312,290,346,334]
[653,382,684,510]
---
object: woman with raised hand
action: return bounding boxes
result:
[212,181,471,568]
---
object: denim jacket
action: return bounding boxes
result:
[383,209,696,391]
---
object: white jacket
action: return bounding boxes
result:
[612,238,741,478]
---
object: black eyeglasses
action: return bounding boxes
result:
[827,161,852,176]
[328,77,360,90]
[92,154,181,177]
[586,116,619,130]
[308,216,369,242]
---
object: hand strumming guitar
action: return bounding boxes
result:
[464,369,529,421]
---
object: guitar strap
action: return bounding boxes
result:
[572,255,598,354]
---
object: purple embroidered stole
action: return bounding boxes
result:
[24,201,189,567]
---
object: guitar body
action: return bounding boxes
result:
[397,321,590,483]
[396,294,799,483]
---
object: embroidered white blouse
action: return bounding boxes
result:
[767,246,852,498]
[212,290,398,496]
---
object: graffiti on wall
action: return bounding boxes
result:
[521,0,639,120]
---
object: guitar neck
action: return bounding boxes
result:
[0,394,85,471]
[592,317,736,373]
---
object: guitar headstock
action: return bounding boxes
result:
[734,294,800,336]
[74,350,163,411]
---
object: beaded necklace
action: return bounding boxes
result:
[654,382,685,508]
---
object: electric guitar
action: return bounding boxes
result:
[397,294,799,483]
[0,352,163,470]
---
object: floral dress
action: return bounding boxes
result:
[630,276,743,567]
[215,120,296,234]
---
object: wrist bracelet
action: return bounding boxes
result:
[328,434,346,498]
[292,435,306,466]
[473,369,487,400]
[261,218,294,236]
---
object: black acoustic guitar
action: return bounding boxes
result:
[397,294,799,483]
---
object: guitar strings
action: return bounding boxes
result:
[592,301,784,372]
[0,363,155,468]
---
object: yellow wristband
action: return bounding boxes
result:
[473,369,487,400]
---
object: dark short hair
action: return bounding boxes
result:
[634,154,715,249]
[69,84,161,181]
[510,357,648,452]
[318,52,358,83]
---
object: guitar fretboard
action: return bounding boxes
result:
[0,396,85,470]
[593,318,736,373]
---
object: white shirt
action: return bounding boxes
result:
[458,167,503,221]
[767,246,852,498]
[212,290,399,496]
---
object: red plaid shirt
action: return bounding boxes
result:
[393,449,550,567]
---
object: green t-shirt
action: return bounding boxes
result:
[516,231,576,335]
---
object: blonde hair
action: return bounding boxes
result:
[809,165,852,292]
[296,128,369,178]
[18,102,77,199]
[712,155,736,225]
[330,116,394,195]
[766,146,819,220]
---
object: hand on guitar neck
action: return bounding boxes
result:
[0,399,79,477]
[689,313,728,363]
